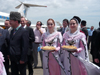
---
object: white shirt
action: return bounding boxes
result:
[34,28,46,43]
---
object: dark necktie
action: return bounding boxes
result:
[62,28,65,34]
[13,29,17,35]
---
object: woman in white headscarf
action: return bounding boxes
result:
[61,17,100,75]
[41,18,67,75]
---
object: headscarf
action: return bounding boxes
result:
[44,19,59,42]
[68,18,81,37]
[46,19,57,36]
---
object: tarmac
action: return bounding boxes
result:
[29,53,43,75]
[9,52,43,75]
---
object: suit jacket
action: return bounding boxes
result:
[58,27,69,35]
[9,26,29,63]
[0,29,10,59]
[25,26,35,55]
[92,28,100,59]
[25,26,35,49]
[81,27,88,39]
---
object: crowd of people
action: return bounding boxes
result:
[0,11,100,75]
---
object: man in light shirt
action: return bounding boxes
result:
[33,21,46,68]
[87,26,94,50]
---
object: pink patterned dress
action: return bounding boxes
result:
[61,30,100,75]
[42,31,67,75]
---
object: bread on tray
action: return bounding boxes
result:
[41,46,55,50]
[62,45,77,49]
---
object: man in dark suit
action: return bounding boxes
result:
[0,28,10,75]
[9,12,29,75]
[81,20,88,40]
[5,20,12,34]
[92,22,100,66]
[58,19,69,35]
[4,20,10,75]
[21,17,35,75]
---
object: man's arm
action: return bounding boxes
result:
[82,28,88,38]
[94,31,100,63]
[29,28,35,42]
[37,25,45,35]
[20,30,29,64]
[39,28,44,35]
[5,30,10,57]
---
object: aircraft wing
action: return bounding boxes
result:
[16,3,47,8]
[24,3,47,7]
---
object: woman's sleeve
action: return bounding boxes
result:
[2,66,7,75]
[77,35,89,61]
[77,34,87,53]
[77,40,85,53]
[41,33,45,46]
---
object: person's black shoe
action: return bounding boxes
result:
[29,73,33,75]
[41,66,43,69]
[33,65,37,68]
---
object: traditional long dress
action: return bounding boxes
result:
[42,31,67,75]
[61,30,100,75]
[0,52,6,75]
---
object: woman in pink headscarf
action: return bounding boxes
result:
[41,18,67,75]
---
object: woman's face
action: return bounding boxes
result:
[69,19,78,32]
[47,20,55,31]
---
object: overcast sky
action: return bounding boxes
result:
[0,0,100,28]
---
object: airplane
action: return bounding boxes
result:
[0,1,60,29]
[16,1,47,17]
[0,12,9,28]
[0,11,48,29]
[0,11,60,29]
[0,1,47,28]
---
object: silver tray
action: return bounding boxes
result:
[62,48,77,52]
[42,49,55,51]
